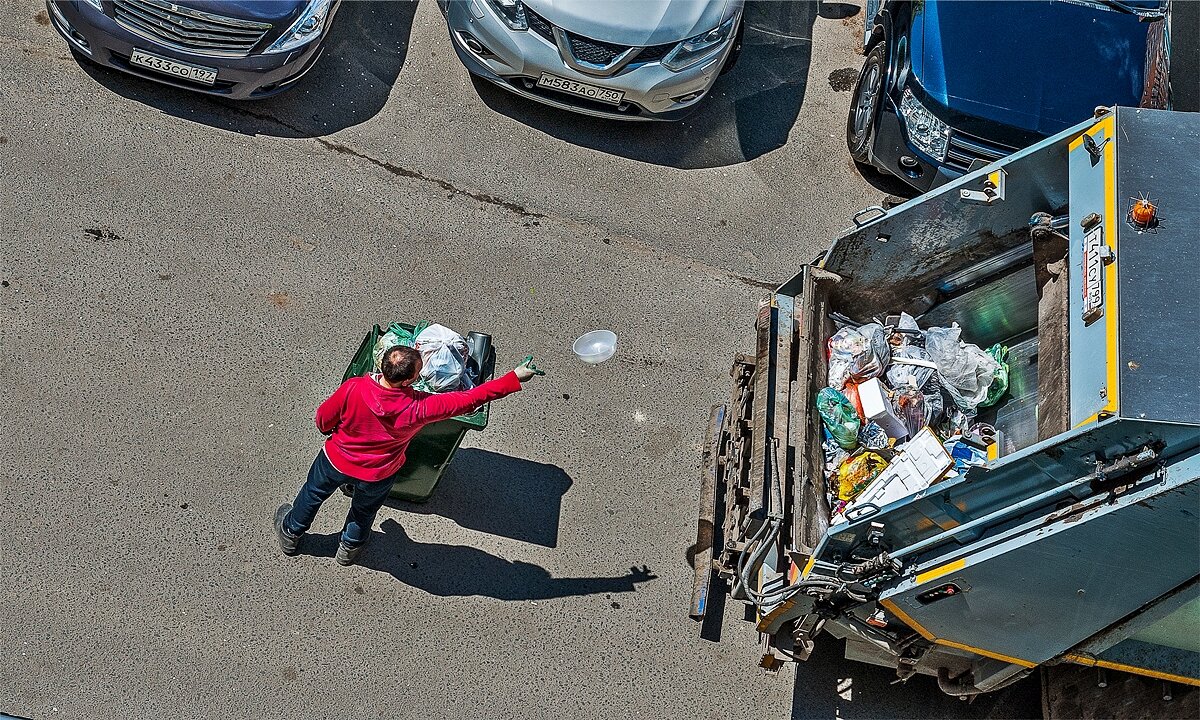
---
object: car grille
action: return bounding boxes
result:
[944,130,1017,173]
[113,0,272,58]
[523,7,675,68]
[566,32,627,65]
[634,42,675,63]
[525,7,555,43]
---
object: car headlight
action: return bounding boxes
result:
[661,15,737,72]
[485,0,528,30]
[264,0,334,54]
[899,88,949,162]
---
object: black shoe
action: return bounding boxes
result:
[274,504,301,556]
[335,543,363,566]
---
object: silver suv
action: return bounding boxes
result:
[441,0,744,120]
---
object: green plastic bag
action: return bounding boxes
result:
[980,343,1010,408]
[817,388,861,450]
[343,321,431,381]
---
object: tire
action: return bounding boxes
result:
[847,43,886,164]
[719,19,744,75]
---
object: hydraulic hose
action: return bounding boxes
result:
[734,517,851,607]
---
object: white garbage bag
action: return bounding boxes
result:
[414,324,475,392]
[925,324,1000,411]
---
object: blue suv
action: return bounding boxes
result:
[47,0,341,98]
[847,0,1170,191]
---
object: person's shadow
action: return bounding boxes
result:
[339,519,657,600]
[388,448,570,548]
[474,0,856,169]
[74,0,417,137]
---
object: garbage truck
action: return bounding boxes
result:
[689,106,1199,714]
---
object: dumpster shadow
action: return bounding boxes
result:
[75,0,416,137]
[789,639,1041,719]
[473,0,835,169]
[349,519,657,601]
[389,449,570,548]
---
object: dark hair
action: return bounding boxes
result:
[381,346,421,384]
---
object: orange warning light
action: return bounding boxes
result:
[1130,198,1157,228]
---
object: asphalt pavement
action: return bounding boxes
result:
[0,1,1038,718]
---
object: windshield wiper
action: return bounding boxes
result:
[1095,0,1168,20]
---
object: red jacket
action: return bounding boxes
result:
[316,372,522,481]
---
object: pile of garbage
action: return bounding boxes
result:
[818,314,1010,524]
[371,321,477,392]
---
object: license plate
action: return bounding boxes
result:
[536,73,623,105]
[129,50,217,86]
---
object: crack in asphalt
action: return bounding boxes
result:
[316,137,545,219]
[222,104,544,219]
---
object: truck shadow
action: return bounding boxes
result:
[474,0,854,169]
[74,0,416,137]
[386,448,571,548]
[790,639,1042,719]
[308,519,658,601]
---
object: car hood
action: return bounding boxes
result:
[174,0,308,24]
[912,0,1152,135]
[524,0,731,45]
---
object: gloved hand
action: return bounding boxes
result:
[514,357,543,382]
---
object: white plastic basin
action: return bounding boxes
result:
[572,330,617,364]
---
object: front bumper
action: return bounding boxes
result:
[47,0,325,99]
[445,1,733,120]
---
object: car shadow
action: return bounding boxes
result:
[854,162,921,200]
[385,448,571,548]
[789,639,1042,719]
[74,0,417,137]
[305,519,658,600]
[474,0,855,169]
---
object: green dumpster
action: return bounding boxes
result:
[342,322,495,502]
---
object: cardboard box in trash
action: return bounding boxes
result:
[836,428,952,523]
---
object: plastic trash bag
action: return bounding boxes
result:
[414,324,475,392]
[944,439,988,473]
[837,452,889,502]
[827,327,868,389]
[944,407,977,437]
[923,375,945,427]
[851,323,891,383]
[980,344,1010,408]
[886,345,938,391]
[925,324,1000,411]
[817,388,861,450]
[823,436,850,481]
[827,325,890,388]
[858,422,891,450]
[892,312,922,345]
[842,380,866,421]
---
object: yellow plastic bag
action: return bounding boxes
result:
[836,452,889,502]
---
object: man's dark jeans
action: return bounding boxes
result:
[284,450,397,549]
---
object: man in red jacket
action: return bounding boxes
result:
[274,345,539,566]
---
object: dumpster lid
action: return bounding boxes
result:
[794,114,1100,320]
